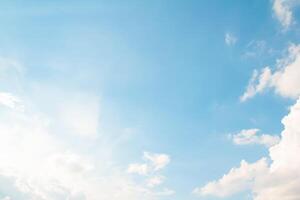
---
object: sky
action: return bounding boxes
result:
[1,0,300,200]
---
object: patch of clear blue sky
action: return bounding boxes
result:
[0,0,298,199]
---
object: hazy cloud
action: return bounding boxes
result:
[273,0,294,29]
[230,129,280,147]
[225,33,237,46]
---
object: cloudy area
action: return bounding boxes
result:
[0,1,300,200]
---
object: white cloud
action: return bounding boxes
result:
[225,33,237,46]
[195,97,300,200]
[0,92,24,111]
[193,158,268,197]
[272,0,294,29]
[0,59,171,198]
[127,152,173,194]
[0,90,172,200]
[241,44,300,101]
[0,48,175,199]
[0,99,91,199]
[143,152,170,171]
[231,129,280,147]
[127,152,170,176]
[208,42,300,200]
[240,67,273,101]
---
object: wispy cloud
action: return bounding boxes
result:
[225,33,237,46]
[127,152,170,175]
[243,40,275,59]
[229,129,280,147]
[273,0,294,29]
[127,152,174,194]
[241,44,300,101]
[0,92,24,112]
[240,67,272,102]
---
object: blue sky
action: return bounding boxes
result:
[1,1,300,200]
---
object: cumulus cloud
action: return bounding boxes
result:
[197,40,300,199]
[193,158,268,197]
[196,88,300,200]
[241,44,300,101]
[225,33,237,46]
[230,129,280,147]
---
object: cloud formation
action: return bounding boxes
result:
[243,40,273,59]
[127,152,173,193]
[193,158,268,197]
[143,152,171,171]
[128,152,170,176]
[197,41,300,199]
[0,92,24,111]
[230,129,280,147]
[241,44,300,101]
[0,90,176,200]
[273,0,294,28]
[195,97,300,199]
[0,92,146,200]
[0,62,175,200]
